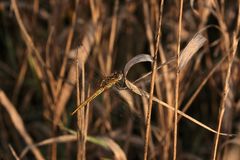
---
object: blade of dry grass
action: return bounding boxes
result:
[20,135,77,159]
[12,50,28,104]
[0,90,44,160]
[20,134,126,160]
[8,144,20,160]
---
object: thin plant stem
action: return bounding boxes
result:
[212,33,238,160]
[174,0,183,160]
[143,0,164,159]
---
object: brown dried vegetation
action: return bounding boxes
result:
[0,0,240,159]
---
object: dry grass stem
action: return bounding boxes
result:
[212,33,239,160]
[173,0,183,158]
[0,90,44,160]
[8,145,20,160]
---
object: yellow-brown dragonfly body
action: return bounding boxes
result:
[71,72,123,115]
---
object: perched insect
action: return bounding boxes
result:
[71,72,123,115]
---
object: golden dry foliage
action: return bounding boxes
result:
[0,0,240,160]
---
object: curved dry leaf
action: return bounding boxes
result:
[101,137,127,160]
[220,135,240,160]
[222,135,240,147]
[123,54,153,78]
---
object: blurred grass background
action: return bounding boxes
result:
[0,0,240,159]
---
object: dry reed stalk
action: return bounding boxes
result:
[143,0,154,57]
[90,0,100,25]
[159,41,174,160]
[157,1,174,158]
[155,80,166,129]
[212,32,239,160]
[56,0,77,98]
[11,0,57,135]
[89,1,111,131]
[75,51,81,159]
[142,1,155,159]
[54,23,95,126]
[76,56,87,160]
[83,87,90,158]
[106,0,119,74]
[151,2,165,157]
[1,11,55,155]
[33,0,39,16]
[11,0,54,105]
[143,0,164,159]
[174,1,183,159]
[53,7,79,158]
[102,0,119,132]
[0,90,44,160]
[210,1,239,159]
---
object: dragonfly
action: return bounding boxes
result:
[71,72,124,115]
[71,60,175,115]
